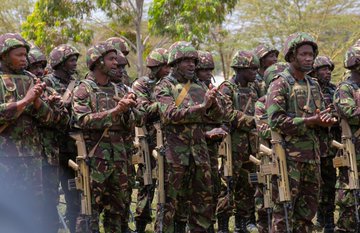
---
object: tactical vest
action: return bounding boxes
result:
[0,72,33,104]
[322,83,336,108]
[277,69,322,117]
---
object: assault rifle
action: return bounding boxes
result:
[68,132,92,231]
[152,123,165,232]
[332,119,359,230]
[218,134,233,207]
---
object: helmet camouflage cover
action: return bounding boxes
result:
[116,49,128,66]
[146,48,168,67]
[86,41,117,70]
[167,41,198,66]
[28,44,47,67]
[313,55,334,71]
[344,45,360,69]
[231,50,259,69]
[49,44,79,69]
[196,50,215,70]
[106,37,130,56]
[0,33,30,57]
[254,44,279,60]
[283,32,318,62]
[264,62,289,88]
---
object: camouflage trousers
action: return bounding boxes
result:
[255,180,275,233]
[271,160,320,233]
[216,159,256,220]
[335,166,360,233]
[154,156,213,232]
[0,157,44,233]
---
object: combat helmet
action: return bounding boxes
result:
[28,44,47,67]
[86,41,117,70]
[254,44,279,60]
[344,45,360,69]
[0,33,30,57]
[116,49,128,66]
[283,32,318,62]
[313,55,334,71]
[196,51,215,70]
[49,44,79,69]
[146,48,168,67]
[106,37,130,56]
[231,50,259,69]
[167,41,198,66]
[264,62,289,88]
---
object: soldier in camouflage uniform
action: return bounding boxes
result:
[309,55,338,233]
[72,42,139,233]
[265,32,335,232]
[254,44,279,97]
[154,41,223,233]
[43,44,81,233]
[195,50,227,233]
[132,48,170,233]
[333,44,360,233]
[216,50,259,233]
[27,44,70,233]
[106,37,132,86]
[0,33,55,233]
[254,62,288,233]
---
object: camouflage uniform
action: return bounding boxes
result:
[333,45,360,233]
[254,62,288,233]
[43,44,81,233]
[216,50,259,232]
[72,42,140,233]
[0,33,54,233]
[265,32,325,232]
[132,48,169,232]
[254,44,279,97]
[311,56,338,232]
[154,41,224,232]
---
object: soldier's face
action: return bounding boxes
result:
[196,68,213,86]
[28,62,45,78]
[293,44,314,72]
[178,58,196,79]
[63,55,78,75]
[103,51,118,78]
[3,47,28,72]
[237,67,257,83]
[262,52,278,69]
[157,64,171,79]
[316,66,331,85]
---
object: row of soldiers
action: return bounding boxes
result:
[0,31,359,233]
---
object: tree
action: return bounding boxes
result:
[21,0,94,53]
[0,0,32,34]
[234,0,360,81]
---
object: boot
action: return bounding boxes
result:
[174,221,186,233]
[246,214,258,233]
[314,210,325,230]
[217,215,230,233]
[323,211,335,233]
[234,215,248,233]
[135,220,147,233]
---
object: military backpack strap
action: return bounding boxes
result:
[62,80,76,103]
[88,128,109,158]
[175,80,191,107]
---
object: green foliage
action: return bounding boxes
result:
[148,0,238,45]
[0,0,32,34]
[21,0,94,53]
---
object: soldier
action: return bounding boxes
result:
[43,44,81,233]
[333,45,360,233]
[216,50,259,233]
[106,37,132,86]
[195,50,227,233]
[254,62,288,233]
[71,41,138,232]
[310,56,338,233]
[132,47,170,233]
[154,41,223,232]
[27,44,47,78]
[254,44,279,97]
[0,33,54,233]
[265,32,335,232]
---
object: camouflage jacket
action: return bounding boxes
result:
[0,71,54,157]
[333,79,360,157]
[218,76,258,159]
[154,74,223,165]
[266,67,325,163]
[255,72,267,97]
[255,95,271,144]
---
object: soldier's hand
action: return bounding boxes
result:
[205,127,228,140]
[304,108,336,127]
[115,96,137,113]
[203,88,217,109]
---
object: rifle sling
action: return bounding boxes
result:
[175,80,191,107]
[88,128,109,158]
